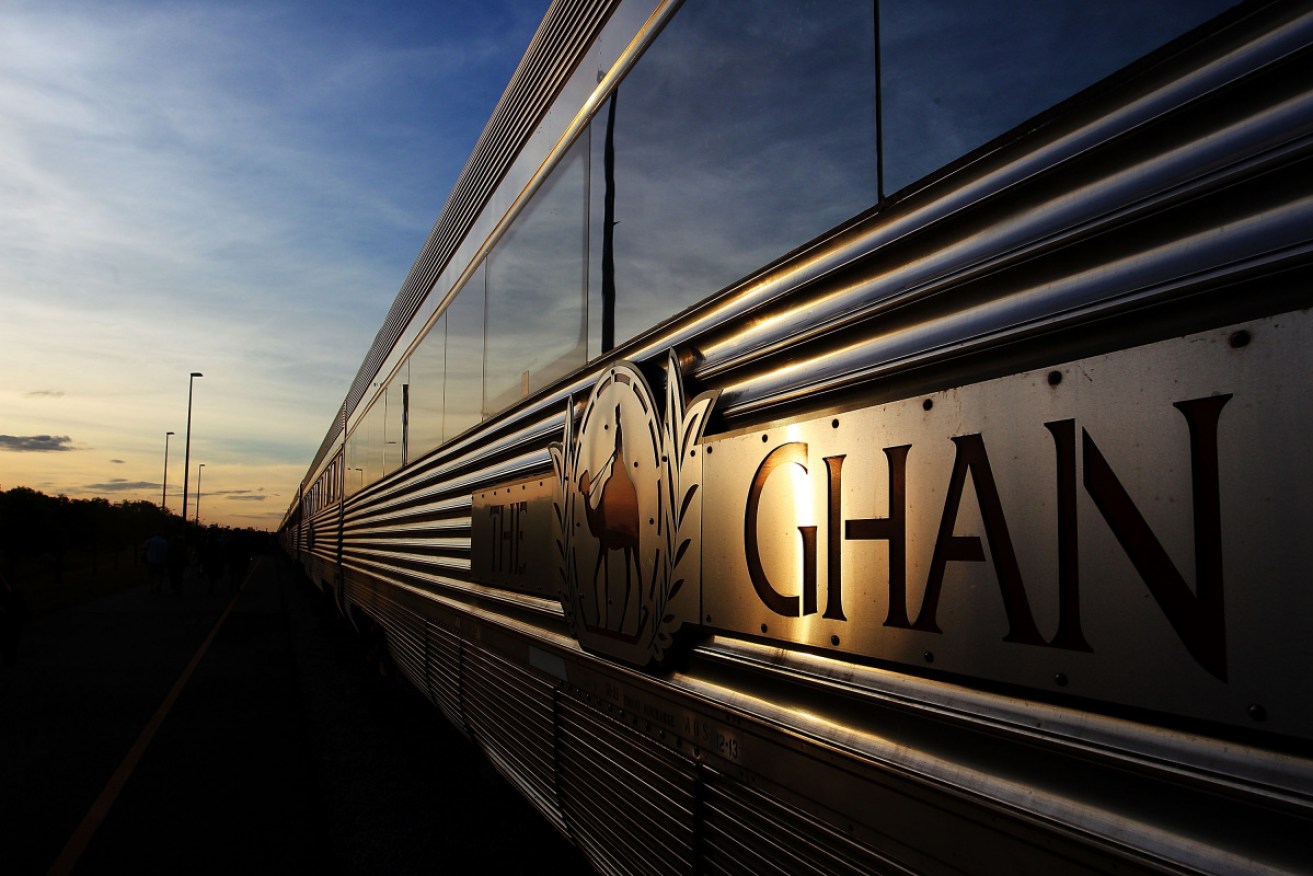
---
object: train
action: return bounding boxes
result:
[281,1,1313,872]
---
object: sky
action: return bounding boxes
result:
[0,0,549,529]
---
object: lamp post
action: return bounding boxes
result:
[195,463,205,525]
[161,430,175,511]
[181,372,203,521]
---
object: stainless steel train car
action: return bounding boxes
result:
[280,1,1313,872]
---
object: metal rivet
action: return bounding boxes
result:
[1230,330,1251,348]
[1054,673,1069,687]
[762,434,769,443]
[705,614,712,623]
[831,419,839,429]
[1248,704,1267,722]
[922,399,933,411]
[760,623,768,634]
[922,651,934,663]
[706,446,713,455]
[1047,370,1062,386]
[830,635,840,646]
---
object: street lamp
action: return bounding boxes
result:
[195,463,206,524]
[181,372,203,520]
[161,430,175,511]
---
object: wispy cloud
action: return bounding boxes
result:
[0,434,75,452]
[0,0,547,527]
[110,459,126,464]
[85,480,157,492]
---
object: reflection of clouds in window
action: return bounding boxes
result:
[408,314,444,460]
[445,262,486,440]
[880,0,1236,193]
[365,1,1244,452]
[486,138,586,411]
[593,0,877,351]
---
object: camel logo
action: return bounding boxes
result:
[550,352,717,666]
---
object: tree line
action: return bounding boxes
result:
[0,487,257,607]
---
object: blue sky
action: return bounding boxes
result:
[0,0,548,528]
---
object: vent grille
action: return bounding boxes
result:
[426,620,465,731]
[375,592,426,694]
[558,695,698,876]
[701,770,911,876]
[463,644,566,832]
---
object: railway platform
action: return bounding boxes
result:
[0,551,589,875]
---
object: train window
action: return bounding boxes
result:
[444,260,486,440]
[878,0,1236,195]
[381,368,406,475]
[345,422,365,497]
[588,0,878,354]
[360,395,385,486]
[485,136,587,413]
[408,313,445,460]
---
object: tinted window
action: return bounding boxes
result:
[444,261,486,441]
[879,0,1236,193]
[485,137,588,413]
[408,314,445,459]
[588,0,878,353]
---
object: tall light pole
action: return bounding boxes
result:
[161,430,175,511]
[181,371,203,521]
[195,463,205,525]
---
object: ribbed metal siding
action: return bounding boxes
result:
[558,695,698,876]
[338,405,559,594]
[375,592,426,695]
[701,771,911,876]
[425,620,465,731]
[463,643,566,832]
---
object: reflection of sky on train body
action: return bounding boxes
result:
[589,0,878,354]
[485,139,588,412]
[879,0,1237,194]
[444,265,487,441]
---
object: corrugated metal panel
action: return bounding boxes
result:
[463,643,566,832]
[700,770,913,876]
[558,694,697,876]
[375,592,426,694]
[425,620,464,731]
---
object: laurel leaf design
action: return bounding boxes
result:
[673,537,691,568]
[678,483,698,522]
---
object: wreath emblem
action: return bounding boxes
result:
[549,352,718,666]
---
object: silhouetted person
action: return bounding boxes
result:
[201,535,225,594]
[0,571,27,668]
[166,536,187,594]
[143,533,169,595]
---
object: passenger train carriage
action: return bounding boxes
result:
[281,1,1313,872]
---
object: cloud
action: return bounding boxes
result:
[110,458,125,464]
[85,480,158,492]
[0,434,74,452]
[26,390,64,398]
[228,495,268,502]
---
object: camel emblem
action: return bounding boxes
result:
[550,352,717,666]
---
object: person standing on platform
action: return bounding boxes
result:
[143,533,169,595]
